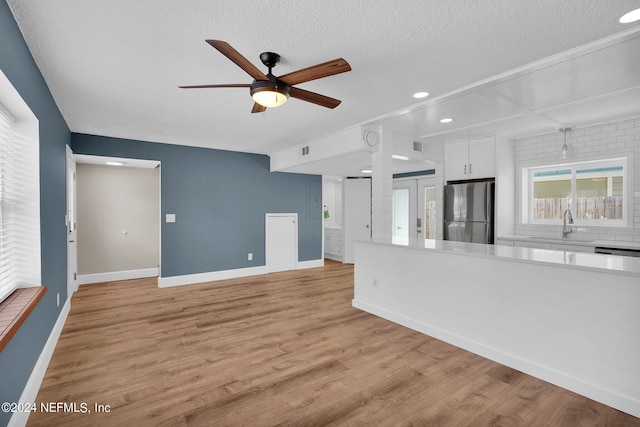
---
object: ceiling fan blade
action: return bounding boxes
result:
[251,103,267,114]
[178,84,251,89]
[206,40,268,81]
[279,58,351,86]
[289,87,342,109]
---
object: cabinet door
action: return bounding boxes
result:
[445,140,469,181]
[325,232,335,255]
[468,136,495,179]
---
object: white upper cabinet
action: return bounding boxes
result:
[445,136,495,181]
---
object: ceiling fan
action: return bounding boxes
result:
[179,40,351,113]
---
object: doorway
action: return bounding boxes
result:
[393,177,437,240]
[74,155,161,284]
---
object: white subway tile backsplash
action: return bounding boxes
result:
[617,121,635,130]
[514,117,640,243]
[609,130,627,138]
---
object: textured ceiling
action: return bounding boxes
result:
[6,0,640,157]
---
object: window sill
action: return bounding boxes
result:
[0,287,47,352]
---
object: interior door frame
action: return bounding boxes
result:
[265,213,298,273]
[66,145,78,298]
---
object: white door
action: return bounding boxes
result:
[66,145,78,297]
[392,177,437,241]
[393,180,416,238]
[417,178,438,240]
[266,214,297,273]
[343,178,371,263]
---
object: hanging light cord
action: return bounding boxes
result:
[560,127,571,158]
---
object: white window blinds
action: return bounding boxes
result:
[0,101,41,303]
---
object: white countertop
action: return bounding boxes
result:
[364,237,640,277]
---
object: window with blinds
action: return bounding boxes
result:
[0,99,41,303]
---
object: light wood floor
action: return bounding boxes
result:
[29,260,639,426]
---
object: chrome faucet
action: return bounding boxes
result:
[562,208,573,238]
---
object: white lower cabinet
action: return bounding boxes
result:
[324,228,343,261]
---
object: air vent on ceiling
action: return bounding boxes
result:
[413,141,423,152]
[301,145,310,156]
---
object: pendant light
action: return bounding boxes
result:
[560,127,571,159]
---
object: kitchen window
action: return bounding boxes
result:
[522,158,628,227]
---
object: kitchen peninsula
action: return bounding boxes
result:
[352,238,640,418]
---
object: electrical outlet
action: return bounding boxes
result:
[56,292,60,307]
[248,253,253,261]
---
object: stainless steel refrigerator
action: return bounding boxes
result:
[444,181,494,244]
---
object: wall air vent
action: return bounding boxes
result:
[413,141,423,152]
[301,145,310,156]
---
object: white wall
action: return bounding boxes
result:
[77,164,159,275]
[514,117,640,244]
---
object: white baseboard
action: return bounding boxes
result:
[9,299,71,427]
[296,259,324,269]
[78,268,159,285]
[352,298,640,419]
[324,253,343,262]
[158,259,325,288]
[158,266,269,288]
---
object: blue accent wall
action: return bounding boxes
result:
[0,2,320,423]
[71,134,322,277]
[0,1,71,425]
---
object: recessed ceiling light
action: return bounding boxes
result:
[106,161,125,166]
[620,8,640,23]
[392,154,410,161]
[413,92,429,99]
[440,118,454,123]
[360,169,372,174]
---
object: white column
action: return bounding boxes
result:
[370,126,393,239]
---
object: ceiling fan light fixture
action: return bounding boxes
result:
[619,8,640,23]
[251,80,290,108]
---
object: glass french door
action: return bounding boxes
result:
[393,178,437,240]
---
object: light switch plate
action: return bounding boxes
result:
[166,214,176,223]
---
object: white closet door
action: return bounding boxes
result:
[266,214,298,272]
